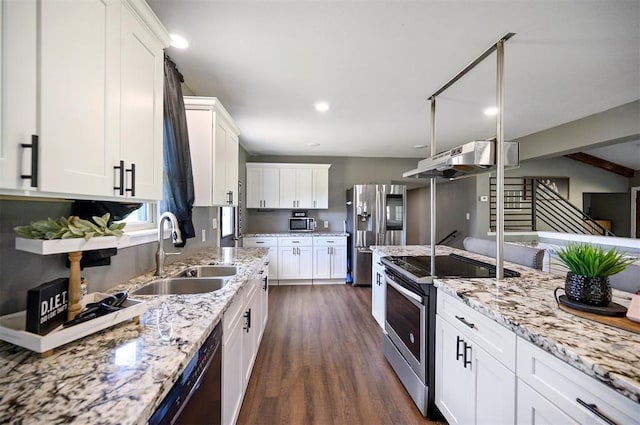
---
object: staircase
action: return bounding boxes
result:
[489,177,615,236]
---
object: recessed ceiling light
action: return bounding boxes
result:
[307,142,320,147]
[170,34,189,49]
[314,101,330,112]
[483,106,498,116]
[414,144,427,149]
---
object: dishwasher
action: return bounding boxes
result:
[149,321,222,425]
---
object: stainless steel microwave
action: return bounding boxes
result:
[289,217,315,232]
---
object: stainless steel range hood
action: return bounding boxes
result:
[403,139,519,180]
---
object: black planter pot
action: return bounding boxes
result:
[564,272,611,306]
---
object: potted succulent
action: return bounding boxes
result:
[555,243,634,306]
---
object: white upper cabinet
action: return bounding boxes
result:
[185,97,240,206]
[0,0,37,191]
[279,167,313,209]
[246,163,280,208]
[312,166,330,209]
[118,1,165,200]
[246,163,330,209]
[0,0,169,201]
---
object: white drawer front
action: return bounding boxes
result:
[243,237,278,248]
[313,237,347,247]
[517,337,639,425]
[277,237,313,247]
[437,291,516,371]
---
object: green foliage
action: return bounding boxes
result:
[555,243,634,278]
[14,213,126,241]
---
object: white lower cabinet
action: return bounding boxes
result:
[517,379,575,424]
[222,259,269,425]
[516,337,639,425]
[435,290,516,425]
[436,289,640,425]
[278,237,313,281]
[312,237,347,280]
[371,252,386,330]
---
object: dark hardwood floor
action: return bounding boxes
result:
[237,285,440,425]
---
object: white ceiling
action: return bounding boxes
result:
[147,0,640,164]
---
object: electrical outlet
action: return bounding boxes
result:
[201,229,206,242]
[466,213,470,220]
[324,221,329,228]
[479,195,489,202]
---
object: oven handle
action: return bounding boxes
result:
[386,275,423,303]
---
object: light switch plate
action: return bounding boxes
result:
[201,229,206,242]
[212,218,218,229]
[324,221,329,228]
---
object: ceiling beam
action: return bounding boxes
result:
[564,152,635,178]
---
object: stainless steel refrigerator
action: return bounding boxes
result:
[346,184,406,286]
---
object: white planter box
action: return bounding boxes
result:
[15,235,130,255]
[0,293,145,353]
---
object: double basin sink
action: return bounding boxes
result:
[132,265,237,296]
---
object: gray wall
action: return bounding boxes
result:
[0,199,218,316]
[583,192,631,236]
[406,177,476,248]
[242,155,419,234]
[519,100,640,161]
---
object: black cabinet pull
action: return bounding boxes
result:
[113,160,125,195]
[262,276,268,291]
[20,135,39,188]
[456,336,464,360]
[227,191,233,204]
[455,315,476,329]
[243,308,251,332]
[576,398,617,425]
[463,342,472,368]
[125,163,136,196]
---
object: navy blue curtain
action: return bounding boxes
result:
[160,56,195,246]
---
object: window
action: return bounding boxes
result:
[116,203,156,231]
[221,206,234,238]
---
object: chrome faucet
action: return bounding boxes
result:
[155,212,184,276]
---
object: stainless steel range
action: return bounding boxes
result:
[381,253,520,418]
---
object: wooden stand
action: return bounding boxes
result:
[67,251,83,321]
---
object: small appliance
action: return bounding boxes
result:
[288,217,315,232]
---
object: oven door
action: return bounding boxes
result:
[385,274,426,382]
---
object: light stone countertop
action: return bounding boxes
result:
[243,232,348,238]
[371,244,640,404]
[0,247,268,425]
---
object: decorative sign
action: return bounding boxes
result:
[26,278,69,335]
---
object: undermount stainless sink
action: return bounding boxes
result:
[176,265,237,278]
[131,277,230,295]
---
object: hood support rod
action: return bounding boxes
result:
[426,32,515,282]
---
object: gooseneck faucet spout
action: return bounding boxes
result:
[155,212,184,276]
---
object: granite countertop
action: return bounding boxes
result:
[371,245,640,404]
[0,247,268,425]
[243,232,348,237]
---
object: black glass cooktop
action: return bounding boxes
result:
[382,253,521,281]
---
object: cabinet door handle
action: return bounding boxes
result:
[456,336,464,361]
[314,200,316,208]
[243,308,251,332]
[463,342,472,368]
[256,241,264,244]
[262,276,268,291]
[576,398,617,425]
[125,163,136,197]
[20,135,39,188]
[227,191,233,204]
[455,315,476,329]
[113,160,125,195]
